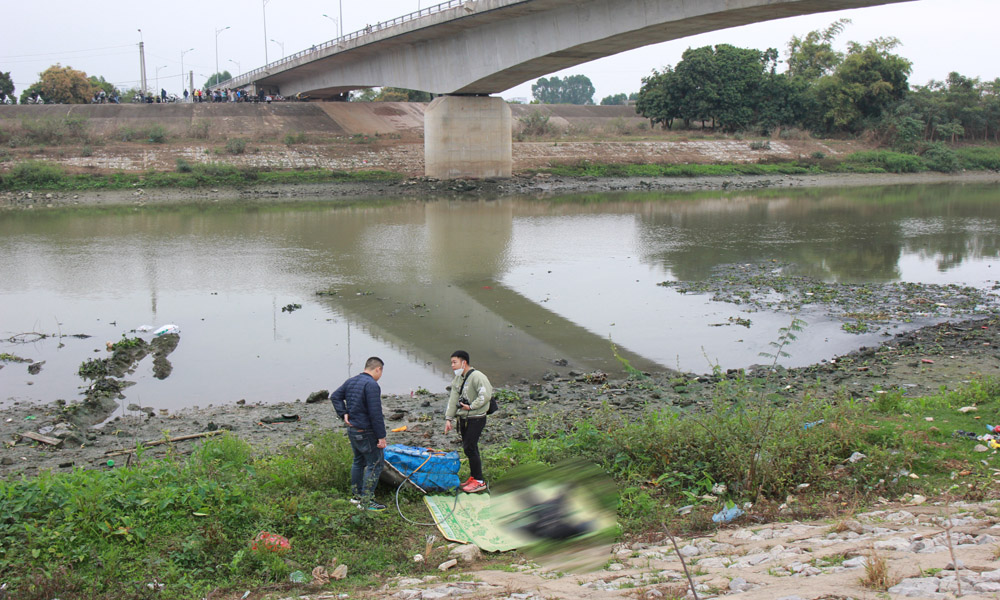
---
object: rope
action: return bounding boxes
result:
[392,450,463,526]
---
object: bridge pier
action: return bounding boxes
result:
[424,95,511,179]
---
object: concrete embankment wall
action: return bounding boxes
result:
[0,102,644,138]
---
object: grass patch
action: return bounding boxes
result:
[0,163,404,191]
[2,375,1000,596]
[531,161,816,178]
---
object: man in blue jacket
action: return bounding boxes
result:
[331,356,387,511]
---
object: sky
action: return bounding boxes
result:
[2,0,997,102]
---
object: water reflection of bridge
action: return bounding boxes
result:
[303,200,664,382]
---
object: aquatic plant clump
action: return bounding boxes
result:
[657,262,999,333]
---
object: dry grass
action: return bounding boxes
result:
[860,544,897,590]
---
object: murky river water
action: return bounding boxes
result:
[2,183,999,410]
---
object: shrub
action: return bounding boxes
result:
[175,158,193,173]
[146,125,167,144]
[7,160,65,186]
[749,140,771,150]
[955,146,1000,171]
[188,121,211,140]
[225,138,247,155]
[517,110,555,138]
[844,150,925,173]
[283,132,307,145]
[921,143,960,172]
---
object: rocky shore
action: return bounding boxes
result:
[3,313,999,481]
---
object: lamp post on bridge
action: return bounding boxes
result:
[214,26,230,85]
[322,13,339,38]
[228,59,241,75]
[180,48,194,100]
[270,39,284,59]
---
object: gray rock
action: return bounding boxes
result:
[729,577,749,592]
[678,544,699,557]
[843,556,867,568]
[889,577,941,596]
[448,544,481,564]
[975,582,1000,593]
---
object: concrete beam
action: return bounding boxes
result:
[243,0,914,98]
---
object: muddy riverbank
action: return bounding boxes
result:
[3,311,999,479]
[2,171,1000,211]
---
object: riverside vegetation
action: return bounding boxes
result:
[3,337,1000,599]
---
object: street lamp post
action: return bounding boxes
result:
[214,26,231,84]
[137,29,147,96]
[322,13,338,38]
[262,0,270,65]
[270,39,284,59]
[155,65,168,96]
[228,59,241,75]
[180,48,194,99]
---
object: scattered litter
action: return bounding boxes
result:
[259,414,300,424]
[848,452,867,463]
[135,325,154,332]
[289,570,309,583]
[958,406,978,413]
[391,425,407,432]
[676,505,694,515]
[251,531,290,553]
[921,358,935,364]
[925,417,934,422]
[153,324,180,336]
[804,419,825,430]
[712,505,745,523]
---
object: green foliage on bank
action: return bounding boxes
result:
[2,374,998,597]
[0,161,404,191]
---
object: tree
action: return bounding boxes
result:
[88,76,116,97]
[531,74,595,104]
[810,37,912,133]
[637,44,794,133]
[786,19,851,81]
[600,93,628,106]
[202,71,232,90]
[375,87,432,102]
[0,71,14,103]
[19,64,95,104]
[351,88,379,102]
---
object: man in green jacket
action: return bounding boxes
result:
[444,350,493,493]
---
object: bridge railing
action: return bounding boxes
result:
[216,0,473,90]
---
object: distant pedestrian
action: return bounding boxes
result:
[330,357,388,511]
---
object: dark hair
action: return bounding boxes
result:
[365,356,384,370]
[450,350,470,364]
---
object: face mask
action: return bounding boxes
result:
[453,368,463,377]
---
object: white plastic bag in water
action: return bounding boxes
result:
[153,324,180,336]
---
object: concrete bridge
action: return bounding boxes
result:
[217,0,915,178]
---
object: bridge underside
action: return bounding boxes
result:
[235,0,914,178]
[248,0,913,99]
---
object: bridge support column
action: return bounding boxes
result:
[424,95,511,179]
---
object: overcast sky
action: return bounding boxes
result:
[2,0,996,101]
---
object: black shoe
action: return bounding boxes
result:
[364,501,387,512]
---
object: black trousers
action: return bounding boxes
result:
[458,416,486,481]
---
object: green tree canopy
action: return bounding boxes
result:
[88,76,116,97]
[202,71,232,90]
[0,71,14,102]
[636,44,791,133]
[810,37,912,133]
[19,64,96,104]
[600,93,628,106]
[786,18,850,81]
[531,74,595,104]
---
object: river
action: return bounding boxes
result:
[2,182,999,410]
